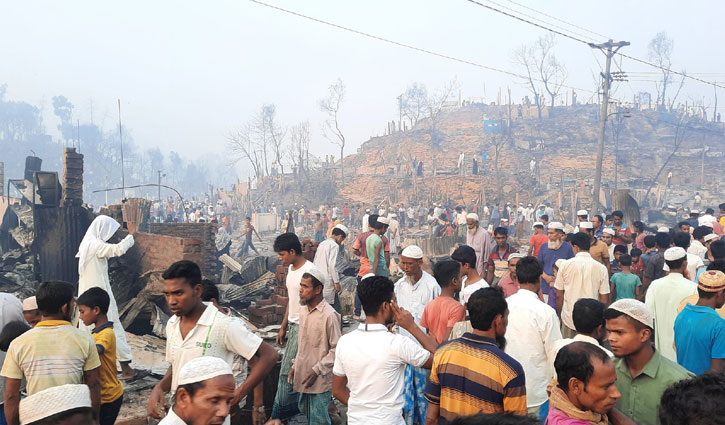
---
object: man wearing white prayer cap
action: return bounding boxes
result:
[395,245,440,423]
[19,384,93,425]
[159,357,236,425]
[314,223,348,312]
[465,213,492,276]
[645,247,698,362]
[21,296,40,328]
[537,221,574,310]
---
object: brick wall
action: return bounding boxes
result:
[148,223,217,278]
[132,232,203,274]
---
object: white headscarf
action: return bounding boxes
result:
[76,215,121,275]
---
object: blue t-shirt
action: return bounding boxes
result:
[674,303,725,375]
[537,242,574,293]
[610,272,641,300]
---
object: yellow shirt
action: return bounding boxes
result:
[0,320,101,395]
[92,323,123,403]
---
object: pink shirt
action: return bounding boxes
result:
[545,408,590,425]
[420,296,466,344]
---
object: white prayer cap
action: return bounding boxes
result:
[608,298,654,329]
[548,222,564,231]
[579,222,594,230]
[602,228,616,236]
[401,245,424,259]
[466,213,479,221]
[365,208,370,213]
[539,204,546,208]
[304,266,327,285]
[333,224,349,235]
[657,226,670,233]
[664,247,687,261]
[532,221,544,229]
[577,209,588,216]
[704,233,719,243]
[19,384,91,425]
[390,213,397,218]
[361,273,375,280]
[377,217,390,225]
[690,209,700,215]
[702,221,714,228]
[500,218,508,222]
[177,356,233,387]
[22,296,37,311]
[508,253,525,262]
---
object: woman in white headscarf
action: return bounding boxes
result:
[76,215,137,379]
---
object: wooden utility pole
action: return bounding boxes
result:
[590,40,629,215]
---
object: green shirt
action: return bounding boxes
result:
[614,349,693,425]
[365,233,388,277]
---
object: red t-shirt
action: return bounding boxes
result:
[610,225,632,246]
[529,233,549,257]
[420,296,466,344]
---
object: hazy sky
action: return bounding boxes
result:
[2,0,723,178]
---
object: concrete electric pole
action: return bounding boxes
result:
[589,39,629,215]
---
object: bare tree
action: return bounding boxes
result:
[643,111,688,204]
[288,121,311,184]
[227,124,262,179]
[491,135,510,199]
[534,34,567,116]
[668,71,686,110]
[401,83,428,127]
[319,78,346,184]
[262,104,287,175]
[512,44,542,120]
[648,32,674,109]
[426,78,459,176]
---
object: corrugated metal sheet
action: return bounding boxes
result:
[33,206,92,284]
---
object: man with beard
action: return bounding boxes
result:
[291,268,341,425]
[424,287,527,423]
[395,245,441,425]
[332,276,437,425]
[1,281,101,425]
[465,213,493,277]
[547,343,636,425]
[537,222,574,309]
[147,261,277,424]
[604,299,691,425]
[159,357,236,425]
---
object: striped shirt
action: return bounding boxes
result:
[425,333,527,422]
[0,320,100,395]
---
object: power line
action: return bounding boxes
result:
[463,0,725,90]
[249,0,604,97]
[502,0,611,41]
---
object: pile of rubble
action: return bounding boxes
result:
[0,249,35,294]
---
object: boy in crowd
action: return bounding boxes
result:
[629,248,644,278]
[451,245,487,307]
[610,245,628,275]
[610,254,642,302]
[77,288,124,425]
[421,260,466,344]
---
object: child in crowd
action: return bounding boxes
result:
[420,260,466,344]
[77,288,124,425]
[610,245,628,275]
[640,235,657,268]
[630,248,644,278]
[610,254,642,302]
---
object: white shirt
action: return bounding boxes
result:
[286,260,317,324]
[504,289,562,407]
[394,272,440,344]
[165,303,262,392]
[333,323,430,425]
[459,277,489,306]
[313,239,340,304]
[554,252,610,330]
[362,214,370,231]
[688,240,708,261]
[547,334,614,380]
[663,253,704,282]
[644,272,697,362]
[158,407,187,425]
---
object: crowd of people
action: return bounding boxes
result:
[4,200,725,425]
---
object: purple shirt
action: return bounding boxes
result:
[537,242,574,308]
[466,227,492,277]
[545,408,590,425]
